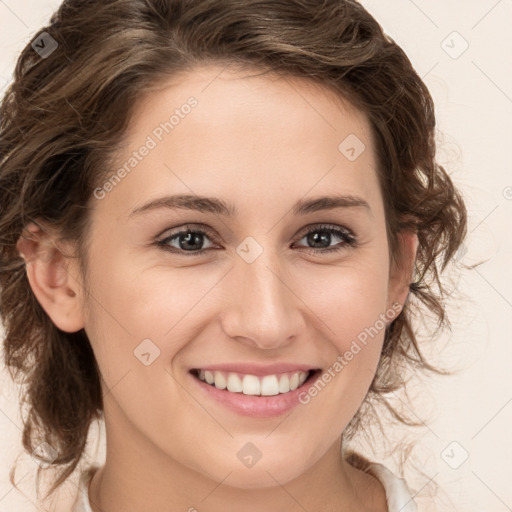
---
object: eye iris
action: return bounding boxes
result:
[308,230,331,248]
[179,232,204,251]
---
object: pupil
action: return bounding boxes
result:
[180,232,203,251]
[308,231,330,248]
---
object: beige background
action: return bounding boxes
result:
[1,1,511,510]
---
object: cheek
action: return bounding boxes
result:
[294,255,390,401]
[81,245,225,409]
[84,244,210,342]
[299,255,390,341]
[81,258,202,441]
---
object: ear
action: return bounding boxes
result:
[16,220,85,333]
[387,229,418,314]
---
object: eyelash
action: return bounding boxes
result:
[155,223,358,257]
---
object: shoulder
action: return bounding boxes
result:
[71,465,100,512]
[345,450,418,512]
[366,462,418,512]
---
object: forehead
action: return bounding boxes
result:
[129,63,369,139]
[100,63,381,221]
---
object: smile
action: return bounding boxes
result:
[193,369,312,396]
[188,363,323,418]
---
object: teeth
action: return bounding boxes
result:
[196,369,312,396]
[261,375,279,396]
[278,374,290,393]
[289,372,299,390]
[213,371,227,390]
[227,373,243,393]
[242,375,260,395]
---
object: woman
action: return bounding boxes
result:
[0,1,467,511]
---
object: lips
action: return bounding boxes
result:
[188,366,323,418]
[189,364,321,395]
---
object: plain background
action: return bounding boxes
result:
[0,1,511,511]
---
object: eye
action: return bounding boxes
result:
[155,224,219,255]
[293,224,357,254]
[155,223,357,256]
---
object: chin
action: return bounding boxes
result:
[194,453,310,490]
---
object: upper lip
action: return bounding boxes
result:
[190,363,321,377]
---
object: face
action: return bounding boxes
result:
[22,63,415,490]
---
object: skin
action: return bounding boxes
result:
[17,63,417,512]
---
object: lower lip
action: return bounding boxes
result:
[189,370,322,418]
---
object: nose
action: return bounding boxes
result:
[219,247,306,351]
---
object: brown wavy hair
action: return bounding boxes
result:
[0,0,467,499]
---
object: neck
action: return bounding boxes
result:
[88,410,387,512]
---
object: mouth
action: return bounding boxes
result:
[189,368,322,397]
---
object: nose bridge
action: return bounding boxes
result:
[220,242,304,348]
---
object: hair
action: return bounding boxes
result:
[0,0,467,499]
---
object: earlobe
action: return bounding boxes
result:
[16,221,85,333]
[387,230,418,314]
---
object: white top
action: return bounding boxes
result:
[71,462,417,512]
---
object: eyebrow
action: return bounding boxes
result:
[128,193,372,218]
